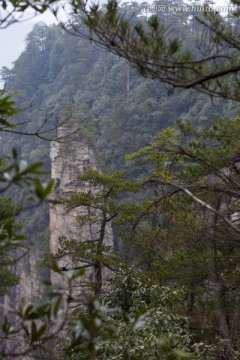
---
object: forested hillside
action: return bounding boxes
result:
[2,1,240,359]
[2,11,238,174]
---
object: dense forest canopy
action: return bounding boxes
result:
[2,0,240,359]
[71,0,240,101]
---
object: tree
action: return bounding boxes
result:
[3,1,240,358]
[122,118,240,357]
[0,0,59,28]
[0,91,56,359]
[62,268,216,360]
[68,0,240,101]
[55,168,140,297]
[0,198,21,296]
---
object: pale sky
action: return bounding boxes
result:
[0,11,57,71]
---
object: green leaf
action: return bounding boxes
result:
[167,349,192,359]
[43,179,55,197]
[53,296,62,317]
[49,255,62,274]
[24,305,34,319]
[19,162,43,175]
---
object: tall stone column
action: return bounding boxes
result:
[49,124,113,300]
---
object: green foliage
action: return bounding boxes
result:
[64,269,214,360]
[0,91,19,127]
[3,4,240,359]
[1,291,65,357]
[62,168,141,223]
[74,0,240,101]
[56,168,141,297]
[0,92,55,355]
[121,116,240,357]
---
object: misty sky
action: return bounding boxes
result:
[0,11,57,71]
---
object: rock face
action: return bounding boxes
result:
[1,124,113,358]
[49,124,113,295]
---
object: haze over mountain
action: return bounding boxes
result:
[0,10,56,71]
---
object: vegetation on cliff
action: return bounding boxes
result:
[2,0,240,358]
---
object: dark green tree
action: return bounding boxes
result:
[56,168,140,297]
[68,0,240,101]
[123,117,240,357]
